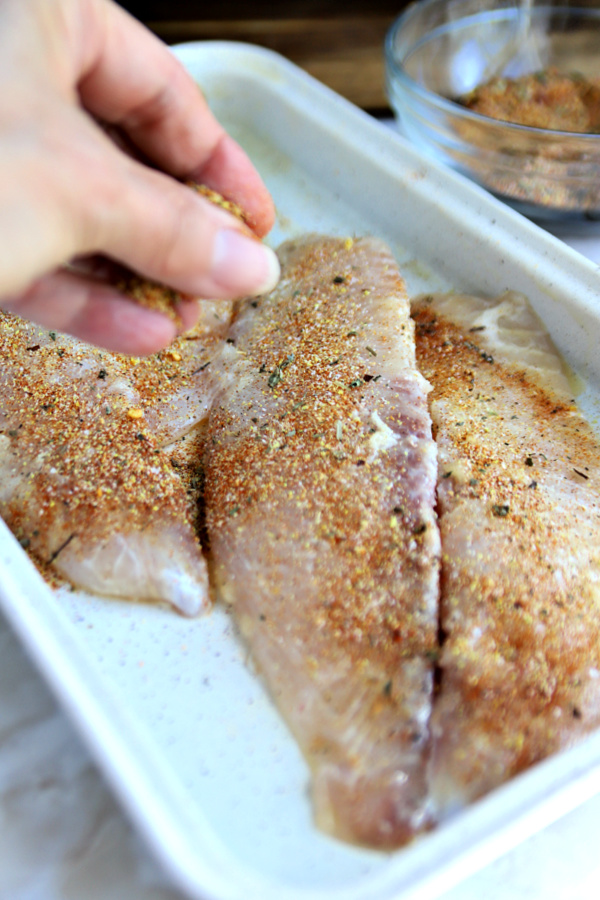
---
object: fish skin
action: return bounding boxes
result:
[204,235,440,848]
[413,291,600,816]
[0,311,211,614]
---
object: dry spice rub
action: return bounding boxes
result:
[412,291,600,815]
[460,68,600,133]
[454,68,600,212]
[203,235,440,848]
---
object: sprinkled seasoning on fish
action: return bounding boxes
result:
[204,235,440,848]
[133,299,234,447]
[413,291,600,816]
[0,311,216,614]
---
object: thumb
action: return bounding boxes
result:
[80,153,281,300]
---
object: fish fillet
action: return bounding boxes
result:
[0,310,221,614]
[204,235,440,847]
[413,291,600,816]
[131,298,233,448]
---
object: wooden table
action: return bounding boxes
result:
[118,1,410,113]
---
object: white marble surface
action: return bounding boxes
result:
[1,225,600,900]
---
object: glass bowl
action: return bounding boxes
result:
[385,0,600,222]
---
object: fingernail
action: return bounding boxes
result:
[212,230,280,297]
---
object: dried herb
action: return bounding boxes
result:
[268,354,294,389]
[574,468,589,479]
[268,368,282,389]
[48,531,76,564]
[191,360,211,375]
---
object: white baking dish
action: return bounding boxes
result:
[2,41,600,900]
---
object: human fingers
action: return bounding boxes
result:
[0,89,280,326]
[0,91,279,305]
[83,147,281,299]
[186,135,275,238]
[73,0,275,236]
[2,268,200,355]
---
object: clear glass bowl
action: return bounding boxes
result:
[385,0,600,222]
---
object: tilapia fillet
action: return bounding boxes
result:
[413,291,600,816]
[204,235,440,847]
[0,310,227,614]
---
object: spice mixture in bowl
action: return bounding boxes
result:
[385,0,600,222]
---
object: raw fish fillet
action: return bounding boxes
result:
[204,235,440,847]
[0,310,222,614]
[140,299,233,448]
[413,291,600,816]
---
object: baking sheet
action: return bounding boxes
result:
[2,41,600,900]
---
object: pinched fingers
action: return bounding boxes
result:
[83,152,281,300]
[2,152,280,354]
[0,0,280,354]
[0,94,279,354]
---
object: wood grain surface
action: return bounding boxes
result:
[152,16,395,111]
[118,3,406,112]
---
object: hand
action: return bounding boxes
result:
[0,0,280,354]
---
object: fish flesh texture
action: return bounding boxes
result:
[413,291,600,816]
[0,308,229,614]
[133,298,233,448]
[203,235,440,847]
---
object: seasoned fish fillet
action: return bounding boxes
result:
[413,291,600,816]
[204,235,440,848]
[0,311,216,614]
[130,298,233,447]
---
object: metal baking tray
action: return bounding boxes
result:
[2,41,600,900]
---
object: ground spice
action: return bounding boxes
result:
[460,68,600,133]
[455,68,600,213]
